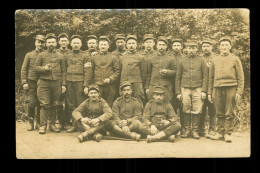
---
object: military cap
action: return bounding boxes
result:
[58,32,69,39]
[35,35,46,41]
[126,35,137,42]
[99,35,110,43]
[184,39,198,46]
[87,35,97,41]
[157,36,168,45]
[219,36,232,44]
[46,33,57,39]
[120,81,132,90]
[172,38,183,45]
[88,84,100,92]
[201,38,213,45]
[115,34,125,41]
[153,86,165,94]
[70,35,82,41]
[143,34,154,42]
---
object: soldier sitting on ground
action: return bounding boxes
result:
[106,82,143,141]
[140,86,181,143]
[72,84,113,142]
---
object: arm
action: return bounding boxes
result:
[72,101,87,121]
[61,55,66,86]
[175,61,182,95]
[127,100,143,124]
[84,56,94,87]
[235,57,245,95]
[112,99,122,125]
[142,102,152,126]
[20,53,30,85]
[164,57,176,77]
[108,56,120,83]
[98,100,113,122]
[201,59,208,93]
[145,59,151,89]
[33,53,46,73]
[208,60,215,95]
[140,55,148,87]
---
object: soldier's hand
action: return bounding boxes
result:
[81,117,91,125]
[177,94,182,101]
[160,69,168,76]
[162,120,170,126]
[145,89,149,94]
[201,92,206,100]
[103,78,111,84]
[44,64,51,71]
[84,87,89,95]
[151,125,159,135]
[120,120,128,127]
[207,62,211,67]
[90,118,100,126]
[235,94,241,102]
[23,84,29,90]
[62,86,66,93]
[208,95,213,103]
[122,126,131,135]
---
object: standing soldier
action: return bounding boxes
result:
[85,35,98,56]
[208,36,244,143]
[119,35,147,105]
[21,35,46,131]
[145,36,176,106]
[106,82,143,141]
[175,40,208,139]
[111,34,127,99]
[199,39,218,138]
[34,33,66,134]
[141,86,181,143]
[170,38,185,134]
[72,84,112,142]
[87,36,120,107]
[65,35,92,133]
[56,33,71,131]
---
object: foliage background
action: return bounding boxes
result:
[15,9,250,131]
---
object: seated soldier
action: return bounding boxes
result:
[72,84,112,142]
[106,82,143,141]
[140,86,181,143]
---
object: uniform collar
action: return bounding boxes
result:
[72,49,81,53]
[220,52,230,56]
[100,51,108,55]
[127,49,137,54]
[60,47,69,52]
[144,49,154,54]
[122,96,132,102]
[35,48,43,53]
[203,52,212,57]
[157,51,166,56]
[47,48,56,53]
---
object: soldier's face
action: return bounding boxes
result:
[202,43,213,54]
[143,39,155,51]
[219,41,231,54]
[186,45,198,56]
[87,39,97,51]
[46,38,57,50]
[116,39,125,50]
[99,40,109,52]
[172,42,182,53]
[59,37,69,48]
[153,93,165,103]
[35,40,45,51]
[70,38,82,50]
[122,86,132,99]
[156,41,167,53]
[88,90,99,101]
[126,39,137,51]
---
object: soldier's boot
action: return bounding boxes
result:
[39,108,48,134]
[191,114,200,139]
[66,121,77,133]
[168,135,176,142]
[181,113,191,138]
[77,125,104,143]
[93,133,103,142]
[129,132,141,141]
[39,126,46,134]
[27,106,35,131]
[179,112,185,136]
[147,131,166,143]
[35,106,41,130]
[49,107,60,133]
[112,125,141,141]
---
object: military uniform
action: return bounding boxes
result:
[34,33,66,134]
[139,86,181,142]
[175,40,208,139]
[21,35,45,130]
[72,85,112,142]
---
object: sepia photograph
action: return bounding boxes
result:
[15,9,250,159]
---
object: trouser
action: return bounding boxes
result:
[183,113,200,132]
[106,119,142,137]
[181,87,204,114]
[26,80,40,123]
[37,79,61,126]
[76,121,106,135]
[66,81,85,124]
[147,85,173,103]
[213,86,236,135]
[99,82,117,107]
[138,121,181,138]
[199,97,216,133]
[171,83,178,114]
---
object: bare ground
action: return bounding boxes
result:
[16,121,250,159]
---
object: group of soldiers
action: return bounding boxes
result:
[20,32,244,143]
